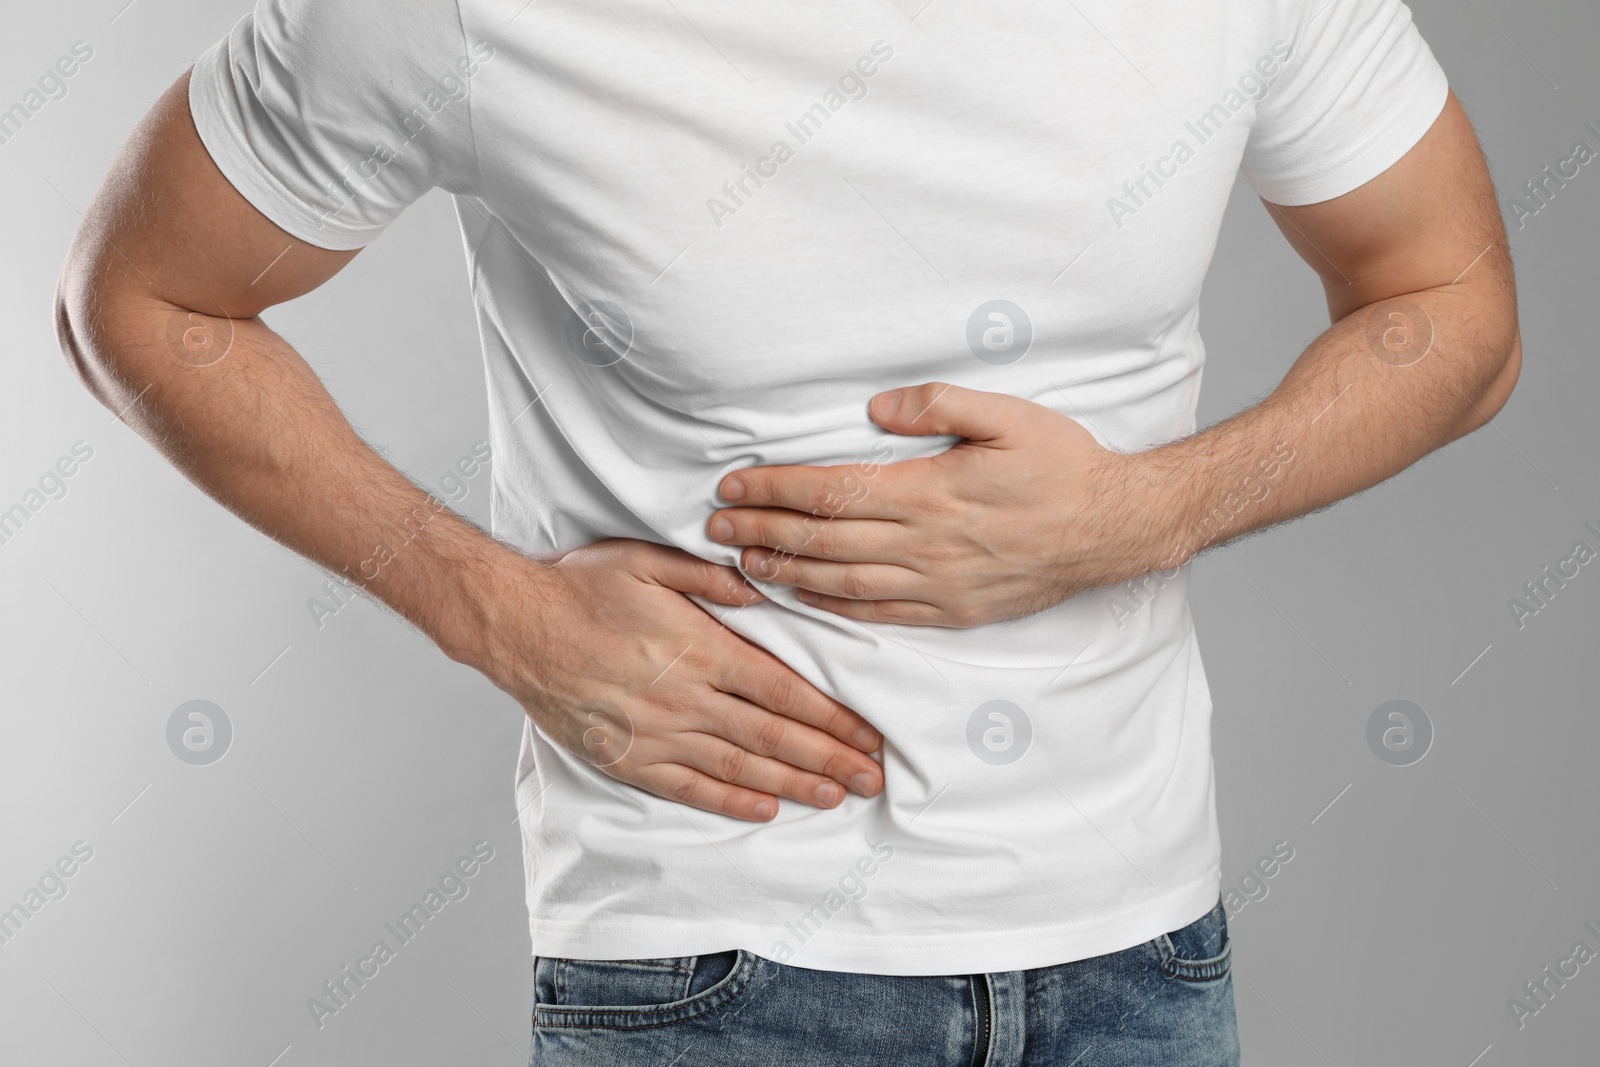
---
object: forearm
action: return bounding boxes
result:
[57,291,527,670]
[1126,268,1520,572]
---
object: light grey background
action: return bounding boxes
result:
[1,1,1595,1064]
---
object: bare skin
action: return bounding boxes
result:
[708,91,1521,627]
[55,71,885,823]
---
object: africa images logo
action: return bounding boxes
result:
[966,700,1032,765]
[166,700,232,766]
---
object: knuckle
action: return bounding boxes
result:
[871,600,903,622]
[681,644,717,675]
[806,521,837,558]
[817,702,847,738]
[838,570,871,600]
[762,670,801,714]
[670,775,699,804]
[774,767,805,798]
[742,512,771,546]
[718,745,748,783]
[657,687,703,722]
[899,485,930,515]
[814,488,847,518]
[871,601,903,624]
[753,716,788,757]
[908,485,947,518]
[923,493,956,520]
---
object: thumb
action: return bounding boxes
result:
[868,382,1019,443]
[636,544,767,606]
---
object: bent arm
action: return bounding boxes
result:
[60,71,891,819]
[1136,90,1521,566]
[57,71,521,668]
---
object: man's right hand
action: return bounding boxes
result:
[479,540,883,822]
[56,73,882,824]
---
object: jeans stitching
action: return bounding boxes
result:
[675,956,694,1000]
[534,949,760,1031]
[1147,899,1232,983]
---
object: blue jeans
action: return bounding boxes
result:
[530,897,1239,1065]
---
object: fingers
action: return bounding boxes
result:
[713,646,882,755]
[527,538,896,824]
[707,510,906,563]
[626,541,766,606]
[792,592,949,626]
[867,382,1022,442]
[699,692,883,797]
[740,551,923,603]
[630,763,780,822]
[674,729,867,809]
[717,461,913,521]
[624,699,884,823]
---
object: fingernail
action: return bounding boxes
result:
[797,589,819,605]
[852,726,879,750]
[708,515,734,542]
[850,772,878,796]
[872,391,901,419]
[721,476,746,501]
[815,782,844,806]
[753,799,776,820]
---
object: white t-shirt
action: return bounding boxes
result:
[191,0,1448,975]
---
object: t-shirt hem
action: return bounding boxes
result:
[525,868,1222,977]
[1246,67,1449,207]
[187,33,383,252]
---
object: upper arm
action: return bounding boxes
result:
[1235,0,1511,321]
[1234,0,1519,427]
[60,0,479,363]
[60,68,358,332]
[1262,90,1513,324]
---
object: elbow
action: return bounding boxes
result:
[54,280,94,393]
[1486,329,1522,418]
[55,254,135,415]
[55,253,102,394]
[1450,328,1521,440]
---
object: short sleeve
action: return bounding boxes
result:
[188,0,483,250]
[1242,0,1449,206]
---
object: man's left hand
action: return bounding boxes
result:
[707,383,1169,628]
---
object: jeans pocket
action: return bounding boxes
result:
[533,950,756,1030]
[1149,898,1232,983]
